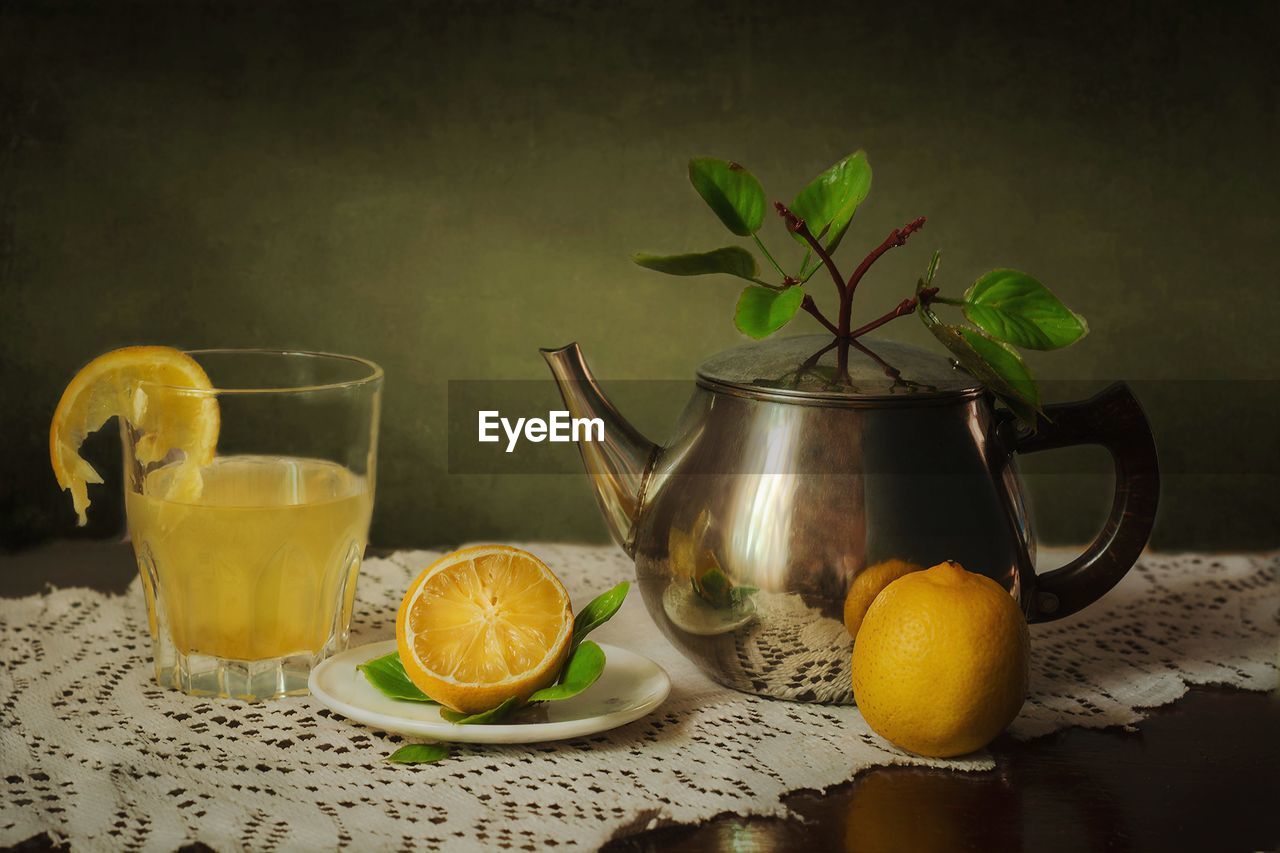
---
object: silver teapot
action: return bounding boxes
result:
[543,335,1159,703]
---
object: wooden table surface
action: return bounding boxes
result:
[3,541,1277,853]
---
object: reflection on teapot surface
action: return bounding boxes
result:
[661,583,756,637]
[663,514,759,637]
[544,334,1159,704]
[629,384,1027,703]
[659,583,851,703]
[755,336,942,398]
[659,506,855,702]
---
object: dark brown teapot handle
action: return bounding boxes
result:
[1009,382,1160,622]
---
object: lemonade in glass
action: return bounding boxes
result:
[51,347,381,700]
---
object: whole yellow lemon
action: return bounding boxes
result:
[851,560,1029,758]
[843,558,924,639]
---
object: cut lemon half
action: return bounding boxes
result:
[50,346,219,525]
[396,545,574,714]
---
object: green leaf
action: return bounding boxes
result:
[917,299,1041,423]
[734,285,804,340]
[789,150,872,253]
[528,641,606,702]
[386,743,450,764]
[959,329,1040,410]
[962,269,1088,350]
[440,697,521,725]
[688,158,766,236]
[798,250,816,281]
[922,250,941,289]
[571,581,630,650]
[358,653,437,703]
[632,247,759,282]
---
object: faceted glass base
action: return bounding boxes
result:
[144,594,354,701]
[134,531,363,702]
[155,650,324,701]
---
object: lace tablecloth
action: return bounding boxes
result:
[1,544,1276,851]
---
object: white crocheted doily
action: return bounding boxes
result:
[1,545,1276,851]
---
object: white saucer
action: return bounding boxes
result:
[308,640,671,744]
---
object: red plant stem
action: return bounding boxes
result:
[771,203,929,341]
[774,202,844,300]
[800,294,839,336]
[800,338,840,370]
[844,288,937,342]
[838,217,926,336]
[836,339,850,383]
[848,297,919,339]
[847,337,901,379]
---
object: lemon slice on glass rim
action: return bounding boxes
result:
[49,345,220,524]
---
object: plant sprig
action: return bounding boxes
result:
[632,151,1088,425]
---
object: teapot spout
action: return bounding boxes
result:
[541,343,658,556]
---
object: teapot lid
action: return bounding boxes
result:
[695,335,984,406]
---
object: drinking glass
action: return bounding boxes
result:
[123,349,382,700]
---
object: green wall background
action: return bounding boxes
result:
[3,0,1277,551]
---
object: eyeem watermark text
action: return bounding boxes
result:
[478,410,604,453]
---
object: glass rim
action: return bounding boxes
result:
[136,348,384,395]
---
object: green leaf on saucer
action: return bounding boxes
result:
[734,285,804,340]
[440,697,522,725]
[688,158,766,236]
[789,150,872,253]
[962,269,1088,350]
[386,743,450,764]
[358,652,437,703]
[632,247,760,282]
[571,581,630,650]
[528,641,606,703]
